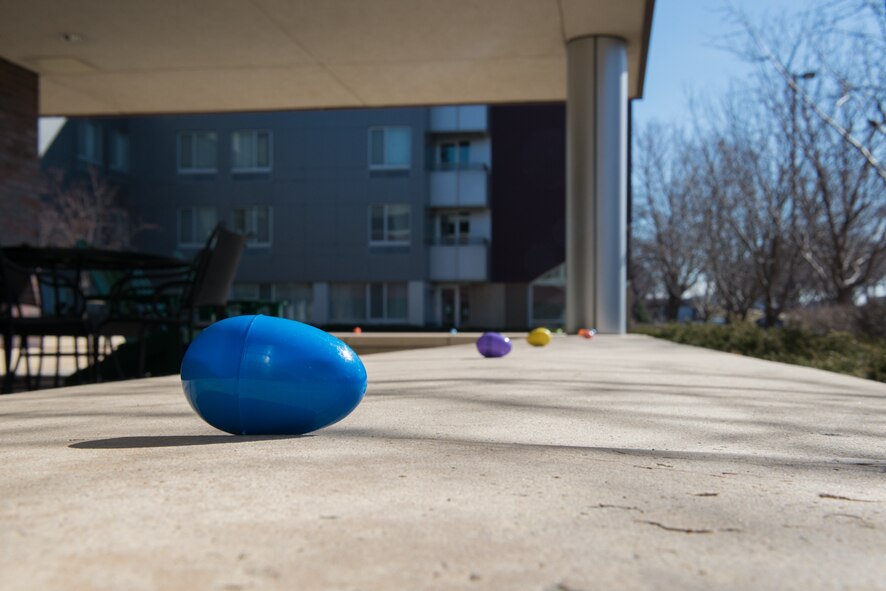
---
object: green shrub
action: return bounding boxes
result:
[632,322,886,383]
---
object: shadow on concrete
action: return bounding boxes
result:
[365,376,886,447]
[329,426,886,475]
[69,434,310,449]
[369,376,884,400]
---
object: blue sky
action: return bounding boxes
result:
[633,0,817,128]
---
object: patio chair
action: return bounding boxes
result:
[183,224,247,340]
[1,251,97,393]
[97,224,246,377]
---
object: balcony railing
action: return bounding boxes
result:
[427,162,487,172]
[429,242,488,282]
[429,166,488,208]
[429,106,488,133]
[429,236,488,246]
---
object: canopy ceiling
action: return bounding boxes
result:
[0,0,654,116]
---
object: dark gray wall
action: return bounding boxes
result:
[120,108,429,284]
[489,104,565,282]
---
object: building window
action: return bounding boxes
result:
[329,282,408,322]
[178,131,217,173]
[369,282,408,321]
[438,140,470,169]
[232,130,272,172]
[77,120,103,164]
[368,127,411,169]
[110,130,129,172]
[440,285,471,328]
[531,285,565,325]
[530,263,566,326]
[369,204,410,245]
[230,283,274,301]
[228,283,304,319]
[329,283,368,322]
[276,282,313,323]
[231,283,260,301]
[439,211,471,244]
[233,206,272,247]
[178,207,218,247]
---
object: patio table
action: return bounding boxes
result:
[2,246,192,387]
[3,244,191,313]
[2,245,189,279]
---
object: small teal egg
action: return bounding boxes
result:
[181,315,367,435]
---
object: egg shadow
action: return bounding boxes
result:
[69,434,312,449]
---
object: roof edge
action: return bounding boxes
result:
[636,0,656,99]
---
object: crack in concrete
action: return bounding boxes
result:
[819,493,877,502]
[591,504,644,512]
[823,513,876,528]
[637,520,744,534]
[638,520,713,534]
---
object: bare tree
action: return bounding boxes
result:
[727,1,886,305]
[793,91,886,303]
[733,90,804,325]
[40,167,150,249]
[695,130,760,322]
[633,123,706,321]
[726,1,886,185]
[681,81,810,326]
[628,245,657,323]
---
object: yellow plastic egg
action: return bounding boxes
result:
[527,327,552,347]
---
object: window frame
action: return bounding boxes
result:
[368,126,412,170]
[77,120,103,164]
[328,282,368,323]
[438,211,471,244]
[367,282,408,322]
[109,129,129,173]
[437,140,471,168]
[328,282,409,323]
[231,129,273,173]
[177,131,218,174]
[232,205,273,248]
[368,203,411,247]
[230,282,276,302]
[176,206,218,248]
[231,283,261,301]
[278,282,313,323]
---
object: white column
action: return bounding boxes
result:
[566,36,628,334]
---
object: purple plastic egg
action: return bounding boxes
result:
[476,332,512,358]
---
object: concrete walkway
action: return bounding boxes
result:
[1,335,884,590]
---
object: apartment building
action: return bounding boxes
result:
[42,104,567,330]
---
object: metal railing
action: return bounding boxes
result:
[427,236,489,246]
[427,162,488,172]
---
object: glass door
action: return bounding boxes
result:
[441,286,456,328]
[440,285,470,328]
[439,212,471,244]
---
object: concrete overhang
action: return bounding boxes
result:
[0,0,654,116]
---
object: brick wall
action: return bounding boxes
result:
[0,58,41,245]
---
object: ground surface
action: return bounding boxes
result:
[1,334,884,590]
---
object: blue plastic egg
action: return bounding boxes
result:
[181,315,367,435]
[476,332,512,358]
